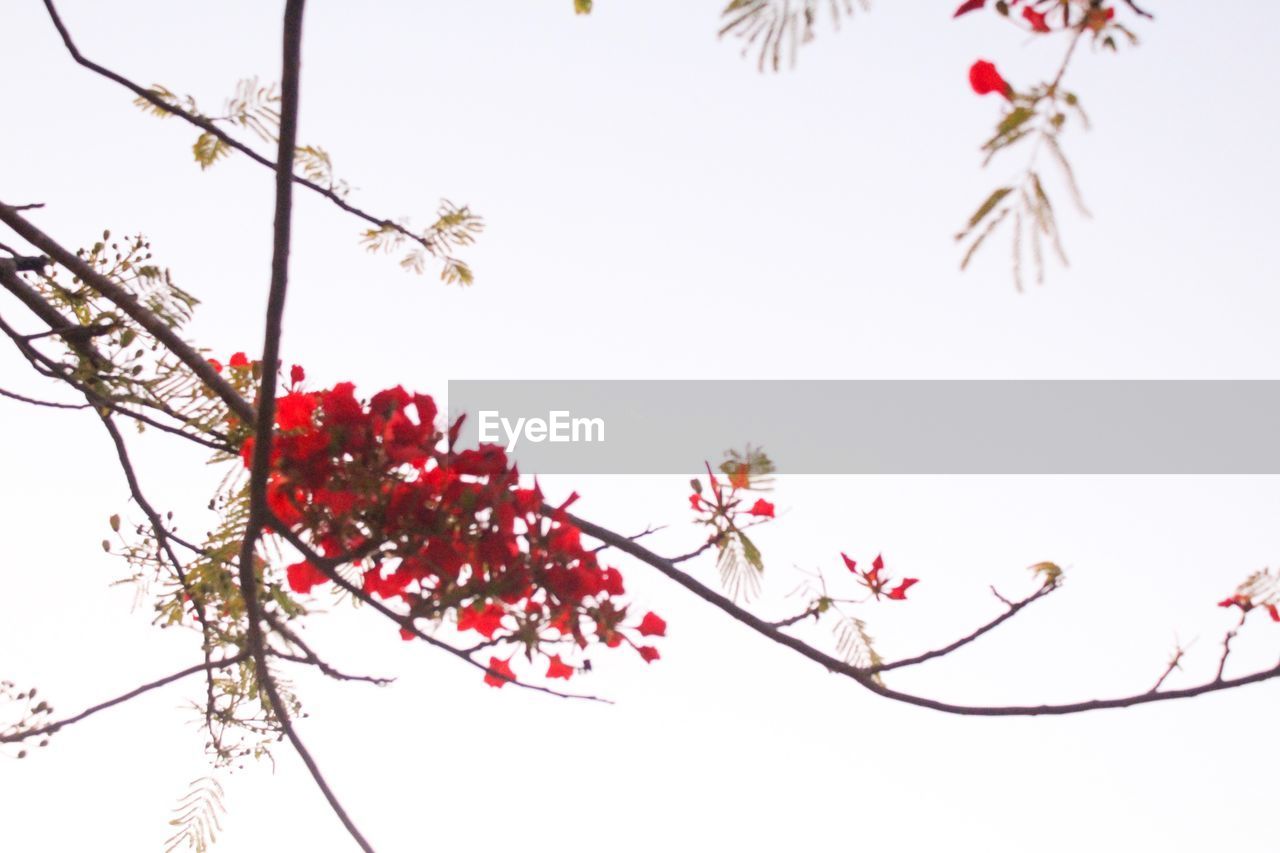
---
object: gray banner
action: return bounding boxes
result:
[446,380,1280,475]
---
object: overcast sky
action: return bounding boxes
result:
[2,2,1279,851]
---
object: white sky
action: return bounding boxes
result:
[2,1,1279,851]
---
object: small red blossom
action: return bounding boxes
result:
[483,656,516,688]
[747,498,775,518]
[545,655,575,680]
[229,352,250,368]
[1219,594,1252,611]
[637,611,667,637]
[1269,604,1280,622]
[290,364,306,386]
[689,493,705,511]
[969,60,1012,99]
[843,552,916,601]
[1022,7,1051,32]
[285,560,329,595]
[399,626,416,641]
[207,358,224,373]
[637,645,660,663]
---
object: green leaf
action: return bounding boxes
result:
[737,531,763,572]
[956,186,1012,241]
[993,106,1035,141]
[192,132,230,170]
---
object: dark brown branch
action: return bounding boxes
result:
[93,409,224,738]
[0,654,247,744]
[41,0,447,262]
[225,5,374,851]
[0,383,88,409]
[0,268,231,450]
[264,612,393,686]
[0,205,256,426]
[564,509,1280,716]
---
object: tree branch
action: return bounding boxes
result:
[871,584,1056,674]
[564,509,1280,716]
[0,654,247,745]
[41,0,454,263]
[0,206,256,426]
[222,5,375,851]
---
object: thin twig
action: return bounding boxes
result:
[872,584,1055,674]
[0,383,88,409]
[0,654,247,744]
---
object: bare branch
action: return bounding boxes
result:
[871,584,1056,674]
[0,654,247,745]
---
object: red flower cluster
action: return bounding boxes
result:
[230,369,663,685]
[841,553,918,601]
[1218,593,1280,623]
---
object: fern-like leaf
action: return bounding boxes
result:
[165,777,226,853]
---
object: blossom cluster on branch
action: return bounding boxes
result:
[213,355,665,685]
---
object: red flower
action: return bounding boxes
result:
[953,0,986,16]
[637,611,667,637]
[290,364,305,386]
[1022,7,1050,32]
[969,60,1012,99]
[399,625,416,641]
[747,499,775,518]
[1269,604,1280,622]
[545,655,575,680]
[285,560,329,595]
[637,645,660,663]
[689,493,705,511]
[843,552,917,601]
[207,358,224,373]
[229,352,250,368]
[483,656,516,688]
